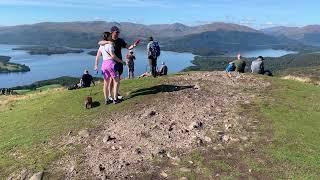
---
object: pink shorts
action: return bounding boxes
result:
[101,60,119,80]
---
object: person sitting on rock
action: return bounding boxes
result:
[251,56,273,76]
[232,54,246,73]
[225,62,235,78]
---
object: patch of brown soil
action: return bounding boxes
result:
[50,72,269,179]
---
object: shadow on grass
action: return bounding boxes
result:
[127,84,194,99]
[92,101,101,108]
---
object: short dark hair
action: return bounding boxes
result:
[149,37,153,41]
[111,26,120,33]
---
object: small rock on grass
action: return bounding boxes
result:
[78,129,90,138]
[189,121,203,130]
[180,177,189,180]
[148,111,156,117]
[160,171,168,178]
[204,136,212,143]
[180,167,191,172]
[29,172,43,180]
[221,135,230,142]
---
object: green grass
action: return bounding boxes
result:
[0,77,163,177]
[261,78,320,178]
[281,66,320,84]
[2,72,320,178]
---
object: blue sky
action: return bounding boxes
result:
[0,0,318,29]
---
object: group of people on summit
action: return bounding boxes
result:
[225,54,272,78]
[70,25,271,106]
[94,26,167,105]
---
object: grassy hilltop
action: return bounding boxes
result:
[1,70,320,179]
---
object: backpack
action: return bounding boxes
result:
[149,41,161,58]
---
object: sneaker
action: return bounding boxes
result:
[105,99,113,105]
[113,99,121,104]
[117,95,123,100]
[108,96,114,101]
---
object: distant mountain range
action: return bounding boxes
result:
[0,21,318,55]
[262,25,320,46]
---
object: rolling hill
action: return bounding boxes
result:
[0,21,313,55]
[162,30,303,55]
[262,25,320,46]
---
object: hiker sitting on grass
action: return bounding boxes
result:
[68,70,95,90]
[251,56,273,76]
[232,54,246,73]
[158,62,168,76]
[81,70,95,88]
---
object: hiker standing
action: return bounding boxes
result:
[147,37,161,78]
[251,56,273,76]
[98,26,139,101]
[232,54,246,73]
[126,50,136,79]
[95,32,126,104]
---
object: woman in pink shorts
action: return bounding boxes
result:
[95,32,125,104]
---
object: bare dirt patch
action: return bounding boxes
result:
[49,72,270,179]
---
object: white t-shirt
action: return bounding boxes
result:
[99,44,114,60]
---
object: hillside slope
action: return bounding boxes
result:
[1,72,320,179]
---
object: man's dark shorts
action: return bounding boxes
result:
[114,62,124,76]
[128,62,134,72]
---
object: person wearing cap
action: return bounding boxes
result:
[81,69,95,88]
[251,56,272,76]
[98,26,138,101]
[158,62,168,76]
[232,54,247,73]
[126,50,136,79]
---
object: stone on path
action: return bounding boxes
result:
[29,172,43,180]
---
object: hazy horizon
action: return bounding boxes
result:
[0,20,318,30]
[0,0,319,29]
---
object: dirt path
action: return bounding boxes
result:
[51,72,270,179]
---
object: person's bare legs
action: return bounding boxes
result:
[113,76,120,103]
[108,79,113,99]
[103,78,110,102]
